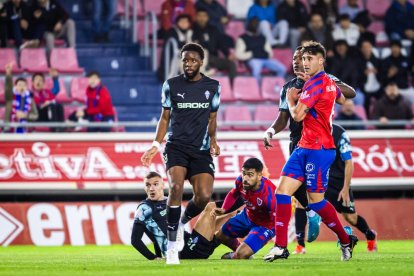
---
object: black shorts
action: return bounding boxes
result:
[179,230,217,259]
[325,179,356,214]
[163,144,214,179]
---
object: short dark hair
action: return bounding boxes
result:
[15,77,27,85]
[390,40,402,48]
[175,14,192,24]
[242,158,264,173]
[301,40,326,59]
[181,43,205,60]
[196,7,209,14]
[144,171,162,180]
[334,39,348,47]
[86,70,100,78]
[295,45,303,52]
[32,72,45,82]
[339,13,350,21]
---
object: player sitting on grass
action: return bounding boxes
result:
[214,158,277,259]
[131,171,238,260]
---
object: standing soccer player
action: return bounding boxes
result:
[326,124,377,252]
[141,43,220,264]
[264,41,358,262]
[263,46,356,254]
[214,158,277,259]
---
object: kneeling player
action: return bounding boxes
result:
[214,158,277,259]
[131,171,237,260]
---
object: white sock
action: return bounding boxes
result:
[307,210,316,218]
[179,221,185,229]
[167,241,176,250]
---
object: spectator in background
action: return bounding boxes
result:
[0,1,8,47]
[85,71,115,132]
[192,8,236,85]
[379,40,411,93]
[92,0,116,43]
[332,13,360,47]
[67,107,88,132]
[371,82,413,129]
[301,13,334,56]
[195,0,229,33]
[247,0,288,47]
[235,17,286,84]
[32,0,76,52]
[353,11,375,47]
[5,0,39,49]
[335,99,365,130]
[31,68,64,132]
[310,0,338,28]
[160,0,195,38]
[357,39,382,117]
[339,0,362,21]
[4,63,38,133]
[384,0,414,41]
[277,0,308,50]
[157,14,193,81]
[327,40,360,91]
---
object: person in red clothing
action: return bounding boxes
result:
[160,0,195,37]
[85,71,115,132]
[31,68,64,132]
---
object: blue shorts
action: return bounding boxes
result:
[281,147,336,193]
[221,209,275,253]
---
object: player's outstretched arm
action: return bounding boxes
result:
[263,111,289,149]
[336,92,346,105]
[141,108,170,166]
[337,82,356,99]
[131,222,160,260]
[208,111,220,157]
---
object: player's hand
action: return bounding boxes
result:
[210,139,220,157]
[338,188,350,207]
[263,127,275,149]
[54,22,62,33]
[212,208,226,216]
[16,111,27,119]
[141,146,158,167]
[5,62,13,75]
[287,87,301,102]
[296,72,310,83]
[49,68,58,77]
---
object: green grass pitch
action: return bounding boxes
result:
[1,241,413,275]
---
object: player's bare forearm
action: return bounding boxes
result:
[343,159,354,190]
[288,100,308,122]
[208,112,218,140]
[336,93,346,105]
[271,111,289,134]
[154,109,170,143]
[338,82,356,99]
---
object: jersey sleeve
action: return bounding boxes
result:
[338,132,352,161]
[211,84,220,112]
[278,85,288,111]
[161,81,172,109]
[134,203,152,224]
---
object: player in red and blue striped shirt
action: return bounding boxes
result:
[214,158,276,259]
[264,41,358,262]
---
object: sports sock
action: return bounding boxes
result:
[354,215,376,240]
[309,200,350,245]
[180,200,203,225]
[167,205,181,242]
[275,194,292,248]
[295,208,307,247]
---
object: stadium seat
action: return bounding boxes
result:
[143,0,161,15]
[261,76,284,102]
[0,79,4,104]
[224,105,257,130]
[20,48,49,73]
[217,108,231,131]
[214,76,234,102]
[50,48,84,74]
[366,0,390,18]
[70,77,89,103]
[0,48,22,73]
[354,105,367,121]
[225,20,245,41]
[233,76,262,102]
[227,0,253,19]
[272,48,293,73]
[27,78,71,103]
[253,105,278,129]
[338,0,364,8]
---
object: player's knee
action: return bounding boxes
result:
[343,213,357,225]
[204,202,216,212]
[235,247,253,259]
[194,193,211,207]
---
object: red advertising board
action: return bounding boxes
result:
[0,136,414,190]
[1,199,413,246]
